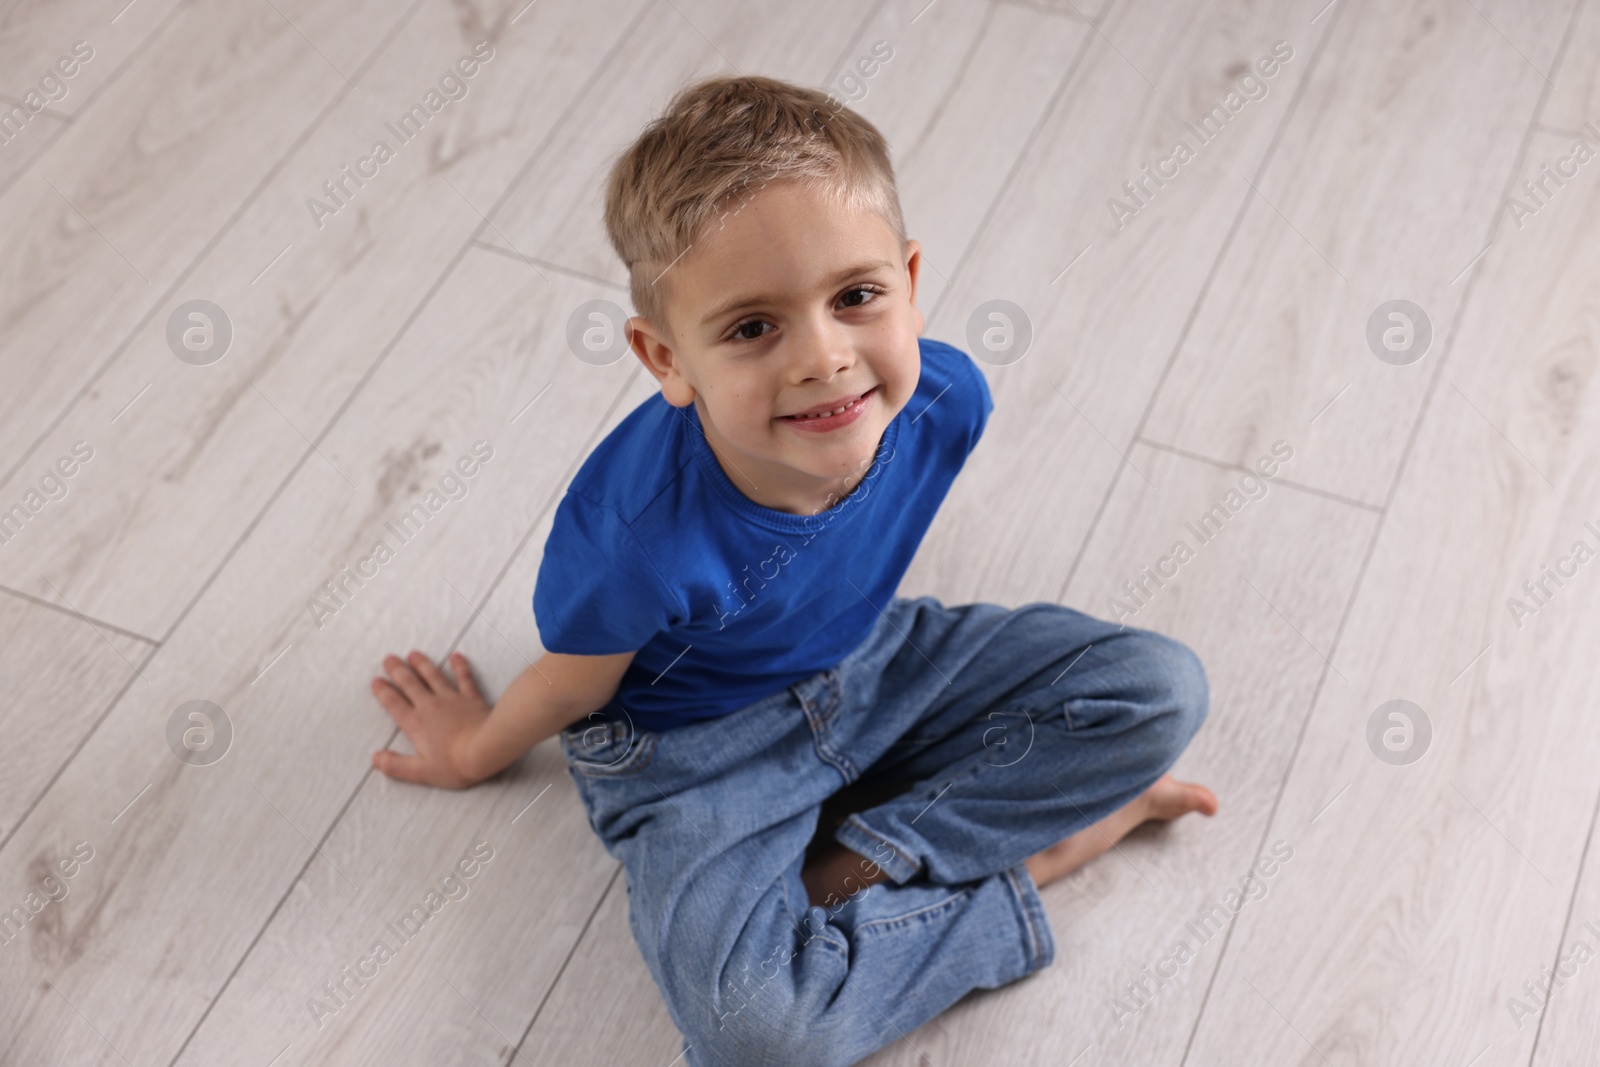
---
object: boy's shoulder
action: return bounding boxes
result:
[564,335,991,524]
[559,386,690,526]
[914,335,991,416]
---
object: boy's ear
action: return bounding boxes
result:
[903,238,925,335]
[627,315,697,408]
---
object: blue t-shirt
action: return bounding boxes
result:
[532,336,993,732]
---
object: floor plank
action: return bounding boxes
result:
[0,588,154,842]
[0,0,648,640]
[840,0,1088,316]
[1141,0,1576,507]
[863,442,1374,1064]
[1184,116,1600,1064]
[0,0,415,478]
[473,0,872,279]
[0,244,636,1067]
[0,0,186,119]
[900,0,1326,607]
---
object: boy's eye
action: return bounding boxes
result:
[730,319,771,342]
[722,285,887,344]
[840,284,885,308]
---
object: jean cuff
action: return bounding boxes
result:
[1003,860,1056,975]
[832,813,923,885]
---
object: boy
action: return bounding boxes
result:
[370,75,1217,1067]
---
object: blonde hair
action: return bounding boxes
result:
[602,73,906,338]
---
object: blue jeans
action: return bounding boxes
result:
[558,596,1208,1067]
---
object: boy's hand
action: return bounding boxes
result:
[370,650,490,789]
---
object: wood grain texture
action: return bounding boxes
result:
[2,0,1598,1063]
[0,0,647,640]
[900,0,1325,608]
[0,95,67,193]
[865,442,1375,1064]
[0,588,154,841]
[0,0,412,478]
[836,0,1087,317]
[1141,0,1576,507]
[1185,118,1600,1065]
[0,0,185,119]
[0,241,637,1066]
[473,0,872,278]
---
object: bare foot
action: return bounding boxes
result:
[800,776,1218,906]
[1024,775,1218,890]
[801,842,891,909]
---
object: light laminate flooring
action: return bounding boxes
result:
[1,1,1598,1064]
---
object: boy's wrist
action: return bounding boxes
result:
[452,723,499,785]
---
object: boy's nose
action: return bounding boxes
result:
[790,322,856,382]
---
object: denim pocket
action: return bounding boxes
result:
[560,717,658,778]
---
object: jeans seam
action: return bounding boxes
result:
[851,886,973,938]
[802,670,857,781]
[1003,864,1050,972]
[566,728,658,778]
[835,814,921,882]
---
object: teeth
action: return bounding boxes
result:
[792,395,859,419]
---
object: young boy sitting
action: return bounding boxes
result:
[369,74,1218,1067]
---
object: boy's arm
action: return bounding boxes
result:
[370,648,636,789]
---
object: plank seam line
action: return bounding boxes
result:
[510,865,627,1058]
[1174,1,1594,1062]
[924,0,1106,326]
[469,240,628,292]
[821,0,892,89]
[1133,436,1384,514]
[1055,0,1345,604]
[0,0,430,491]
[0,581,161,645]
[0,0,187,200]
[155,5,663,1061]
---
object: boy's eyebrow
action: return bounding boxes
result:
[698,259,898,327]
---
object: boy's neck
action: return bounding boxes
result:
[692,400,881,517]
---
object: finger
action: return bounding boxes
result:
[408,650,452,693]
[383,654,431,701]
[372,748,429,784]
[371,673,416,715]
[449,652,485,703]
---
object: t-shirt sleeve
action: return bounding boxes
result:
[953,350,992,451]
[950,344,994,454]
[533,491,680,655]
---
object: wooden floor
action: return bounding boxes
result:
[2,0,1598,1063]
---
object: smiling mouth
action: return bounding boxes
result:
[777,386,877,433]
[780,387,876,420]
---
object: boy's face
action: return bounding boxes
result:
[625,178,924,516]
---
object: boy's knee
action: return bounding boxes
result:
[1113,629,1209,751]
[1146,632,1209,747]
[689,999,853,1067]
